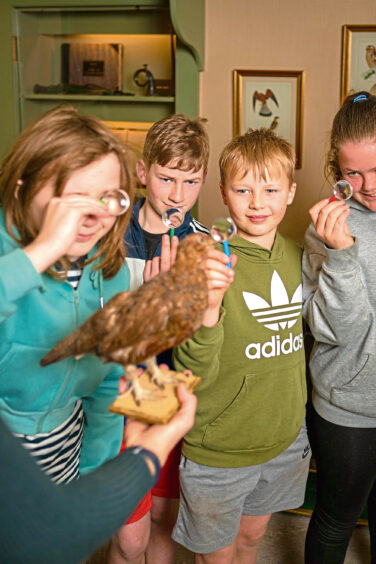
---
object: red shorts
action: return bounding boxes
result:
[122,439,182,524]
[126,489,152,524]
[152,439,182,498]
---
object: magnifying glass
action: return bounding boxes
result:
[210,217,237,268]
[162,208,184,239]
[329,180,353,203]
[99,189,130,216]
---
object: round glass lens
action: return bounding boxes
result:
[333,180,353,201]
[162,208,184,229]
[100,189,130,216]
[210,217,237,242]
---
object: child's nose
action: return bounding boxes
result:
[249,193,264,208]
[169,183,184,202]
[363,176,376,193]
[83,214,98,226]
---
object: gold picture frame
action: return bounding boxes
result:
[341,25,376,103]
[233,69,304,168]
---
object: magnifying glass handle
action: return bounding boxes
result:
[328,196,337,203]
[169,228,175,241]
[222,240,232,268]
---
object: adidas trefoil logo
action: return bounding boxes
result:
[243,271,302,331]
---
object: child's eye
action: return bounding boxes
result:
[346,171,359,177]
[185,180,198,186]
[235,189,250,194]
[160,177,171,183]
[266,188,277,193]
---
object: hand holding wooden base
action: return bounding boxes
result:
[109,369,201,424]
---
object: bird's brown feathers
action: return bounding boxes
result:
[40,233,215,367]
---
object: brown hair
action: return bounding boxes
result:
[0,104,134,279]
[326,91,376,182]
[219,128,295,186]
[142,114,209,173]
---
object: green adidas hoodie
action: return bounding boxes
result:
[173,233,306,467]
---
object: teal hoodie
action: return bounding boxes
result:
[0,210,129,475]
[173,233,306,467]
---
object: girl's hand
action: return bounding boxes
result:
[124,383,197,471]
[143,234,179,282]
[24,195,113,272]
[201,247,237,326]
[310,198,354,250]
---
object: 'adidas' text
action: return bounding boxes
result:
[245,332,304,359]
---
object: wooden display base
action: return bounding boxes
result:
[109,369,201,424]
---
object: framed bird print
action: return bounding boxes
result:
[341,25,376,103]
[233,70,304,168]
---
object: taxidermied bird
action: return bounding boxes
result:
[269,116,280,131]
[362,45,376,79]
[253,89,279,117]
[40,233,215,404]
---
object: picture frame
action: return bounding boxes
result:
[61,43,123,93]
[341,25,376,103]
[233,70,304,168]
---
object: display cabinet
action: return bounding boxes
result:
[0,0,205,158]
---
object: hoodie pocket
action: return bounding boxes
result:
[331,354,376,417]
[201,361,306,454]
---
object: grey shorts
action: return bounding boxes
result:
[172,422,311,554]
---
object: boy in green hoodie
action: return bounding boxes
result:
[172,128,310,563]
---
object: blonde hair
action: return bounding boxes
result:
[143,114,209,173]
[0,105,134,279]
[326,91,376,182]
[219,128,295,186]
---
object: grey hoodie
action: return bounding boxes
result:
[303,198,376,427]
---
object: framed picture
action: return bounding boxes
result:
[233,70,304,168]
[61,43,123,92]
[341,25,376,102]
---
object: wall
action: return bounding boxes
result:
[198,0,376,244]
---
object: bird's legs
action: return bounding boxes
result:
[124,364,165,406]
[144,356,185,389]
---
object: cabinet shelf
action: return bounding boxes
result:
[0,0,204,158]
[23,94,175,103]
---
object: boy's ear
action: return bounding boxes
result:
[287,182,297,205]
[220,183,228,205]
[136,160,148,186]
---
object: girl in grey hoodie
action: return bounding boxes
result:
[303,91,376,563]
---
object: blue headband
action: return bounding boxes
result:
[353,94,368,103]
